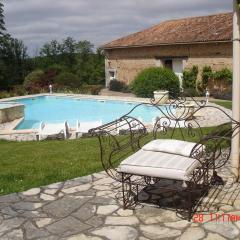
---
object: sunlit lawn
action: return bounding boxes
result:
[0,125,222,195]
[211,100,232,110]
[0,138,102,195]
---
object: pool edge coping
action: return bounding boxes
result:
[0,93,152,104]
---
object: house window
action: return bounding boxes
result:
[164,59,173,70]
[162,58,186,88]
[155,59,161,67]
[109,69,117,81]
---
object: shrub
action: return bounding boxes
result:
[211,89,232,100]
[214,68,232,93]
[11,85,27,96]
[109,80,128,92]
[23,69,57,93]
[54,72,81,88]
[0,91,13,99]
[41,69,57,86]
[182,65,198,89]
[81,85,103,95]
[54,85,103,95]
[201,66,213,91]
[131,67,180,98]
[46,64,67,75]
[182,88,203,97]
[214,68,232,83]
[23,70,46,93]
[199,66,232,93]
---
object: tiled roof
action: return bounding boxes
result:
[102,12,232,49]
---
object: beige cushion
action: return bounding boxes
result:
[142,139,198,157]
[118,149,200,181]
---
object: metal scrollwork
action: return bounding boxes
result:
[90,92,240,221]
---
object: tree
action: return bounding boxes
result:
[29,38,105,90]
[0,2,30,90]
[75,40,95,83]
[76,40,94,56]
[0,2,6,36]
[0,36,28,89]
[61,37,76,69]
[79,49,105,85]
[39,38,77,69]
[39,40,61,66]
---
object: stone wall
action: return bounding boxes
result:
[0,104,24,124]
[104,42,232,86]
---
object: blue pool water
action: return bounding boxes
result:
[13,96,170,130]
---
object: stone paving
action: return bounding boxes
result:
[193,102,232,127]
[0,170,240,240]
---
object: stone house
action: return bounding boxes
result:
[101,12,233,88]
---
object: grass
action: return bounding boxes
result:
[0,125,228,195]
[0,138,102,195]
[211,100,232,110]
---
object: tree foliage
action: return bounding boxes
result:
[214,68,232,83]
[0,3,29,90]
[39,37,78,69]
[200,66,213,91]
[0,36,28,89]
[23,69,45,92]
[182,65,198,90]
[54,72,80,88]
[0,3,104,93]
[199,66,232,93]
[0,2,6,36]
[38,38,104,86]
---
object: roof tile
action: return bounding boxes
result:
[102,12,232,49]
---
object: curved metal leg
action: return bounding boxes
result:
[210,171,224,185]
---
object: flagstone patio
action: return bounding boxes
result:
[0,170,240,240]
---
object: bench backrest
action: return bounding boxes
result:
[90,95,239,180]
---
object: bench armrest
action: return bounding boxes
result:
[190,122,235,170]
[90,116,147,180]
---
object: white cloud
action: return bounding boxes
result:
[3,0,231,54]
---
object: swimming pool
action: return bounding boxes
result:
[12,96,170,130]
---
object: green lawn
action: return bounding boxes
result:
[0,138,102,195]
[211,100,232,110]
[0,125,227,195]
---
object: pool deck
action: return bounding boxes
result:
[0,169,240,240]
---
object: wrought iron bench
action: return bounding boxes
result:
[90,95,239,221]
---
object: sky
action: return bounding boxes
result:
[4,0,232,55]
